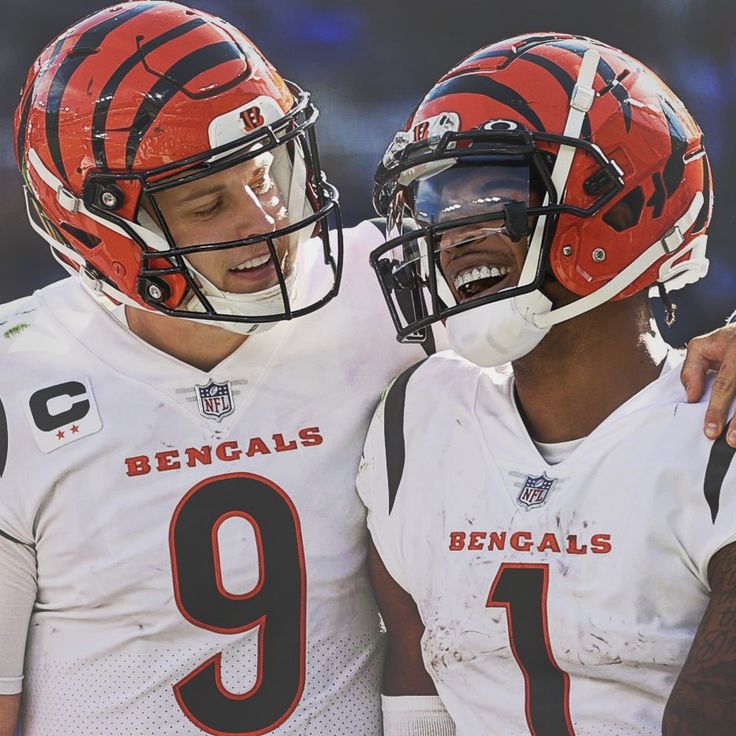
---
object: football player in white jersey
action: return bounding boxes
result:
[358,34,736,735]
[3,10,735,736]
[0,3,445,734]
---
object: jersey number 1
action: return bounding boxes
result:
[170,473,306,735]
[486,563,574,736]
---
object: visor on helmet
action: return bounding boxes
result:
[377,157,548,337]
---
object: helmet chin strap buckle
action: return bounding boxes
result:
[56,186,79,213]
[80,266,103,294]
[571,82,596,113]
[657,282,678,326]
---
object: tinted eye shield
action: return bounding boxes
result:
[405,159,536,246]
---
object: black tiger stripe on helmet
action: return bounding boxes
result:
[44,2,158,185]
[550,39,633,132]
[91,16,207,169]
[424,74,546,132]
[522,52,593,140]
[125,39,252,169]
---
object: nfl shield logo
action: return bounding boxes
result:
[516,472,558,510]
[195,379,235,421]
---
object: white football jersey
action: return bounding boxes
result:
[358,350,736,736]
[0,221,438,736]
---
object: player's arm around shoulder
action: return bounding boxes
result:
[368,540,437,697]
[663,541,736,734]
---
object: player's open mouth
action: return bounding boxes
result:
[453,264,512,300]
[227,251,280,290]
[444,239,516,302]
[230,252,273,272]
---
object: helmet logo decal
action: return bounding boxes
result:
[195,379,235,422]
[483,119,519,131]
[241,106,265,131]
[413,121,431,141]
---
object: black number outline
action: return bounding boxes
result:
[486,562,574,736]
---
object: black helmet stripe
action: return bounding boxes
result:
[15,35,66,167]
[91,17,207,169]
[125,41,249,169]
[463,35,571,67]
[692,152,710,232]
[659,95,688,197]
[424,75,546,132]
[45,2,157,185]
[523,52,592,140]
[551,40,632,132]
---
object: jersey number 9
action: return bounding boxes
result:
[170,473,306,735]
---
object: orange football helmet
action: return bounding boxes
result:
[15,1,342,332]
[371,33,711,361]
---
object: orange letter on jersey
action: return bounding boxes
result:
[156,450,181,472]
[591,533,612,554]
[469,531,487,550]
[566,535,588,555]
[217,441,243,461]
[245,437,270,457]
[510,531,533,552]
[273,434,298,452]
[125,455,151,477]
[185,445,213,467]
[488,531,507,550]
[449,532,466,550]
[299,427,323,447]
[537,532,562,553]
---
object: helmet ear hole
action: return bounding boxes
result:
[602,186,644,233]
[59,222,102,249]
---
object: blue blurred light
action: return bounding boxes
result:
[292,8,362,45]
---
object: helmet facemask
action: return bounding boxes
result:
[81,84,342,334]
[372,122,623,344]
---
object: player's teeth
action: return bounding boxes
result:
[233,254,271,271]
[454,264,509,290]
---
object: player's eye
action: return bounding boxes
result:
[192,199,223,219]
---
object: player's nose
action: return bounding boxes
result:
[234,187,277,240]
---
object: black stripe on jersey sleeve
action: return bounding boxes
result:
[384,359,427,514]
[0,529,33,549]
[703,419,736,523]
[0,397,6,478]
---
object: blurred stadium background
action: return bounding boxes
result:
[1,0,733,345]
